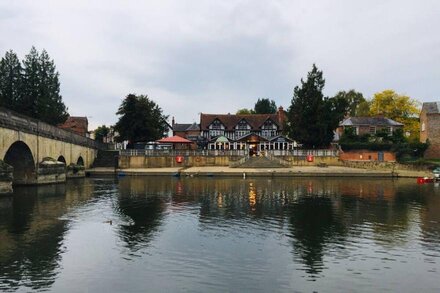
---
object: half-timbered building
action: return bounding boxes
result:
[200,107,295,155]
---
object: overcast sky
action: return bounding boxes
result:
[1,0,439,129]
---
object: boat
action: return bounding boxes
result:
[433,167,440,181]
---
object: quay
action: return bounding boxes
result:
[86,166,432,178]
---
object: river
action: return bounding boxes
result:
[0,176,439,292]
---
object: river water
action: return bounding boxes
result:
[0,176,440,292]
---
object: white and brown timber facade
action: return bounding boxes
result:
[200,107,295,154]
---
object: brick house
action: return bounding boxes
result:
[337,116,403,138]
[58,116,89,137]
[171,118,202,149]
[420,102,440,159]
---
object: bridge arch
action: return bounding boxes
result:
[4,141,36,185]
[57,155,66,164]
[77,156,84,166]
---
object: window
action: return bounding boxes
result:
[209,129,224,137]
[236,119,250,130]
[236,130,249,138]
[261,119,277,138]
[369,126,376,134]
[422,122,426,132]
[210,119,223,129]
[261,130,276,138]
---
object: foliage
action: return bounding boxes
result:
[114,94,169,144]
[236,108,254,114]
[369,90,420,141]
[392,142,429,161]
[254,98,277,114]
[286,64,346,148]
[94,125,111,142]
[339,127,428,160]
[0,50,22,110]
[0,47,68,125]
[332,89,366,117]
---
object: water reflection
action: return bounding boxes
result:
[1,177,440,291]
[116,178,168,252]
[0,181,97,292]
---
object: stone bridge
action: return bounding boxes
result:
[0,107,104,187]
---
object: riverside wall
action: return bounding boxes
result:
[118,155,343,168]
[119,155,238,168]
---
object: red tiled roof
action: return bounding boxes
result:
[58,116,88,136]
[156,136,193,143]
[200,113,283,130]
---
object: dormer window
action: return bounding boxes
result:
[209,119,224,137]
[210,119,223,130]
[261,119,277,138]
[236,119,250,130]
[235,119,250,138]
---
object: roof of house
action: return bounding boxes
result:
[340,117,403,127]
[173,123,200,132]
[58,116,88,135]
[422,102,440,114]
[200,113,282,130]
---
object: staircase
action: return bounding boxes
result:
[93,150,119,168]
[236,156,285,168]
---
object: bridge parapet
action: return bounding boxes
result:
[0,107,107,150]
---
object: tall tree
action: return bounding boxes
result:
[18,47,69,124]
[114,94,169,144]
[254,98,277,114]
[37,49,68,124]
[286,64,343,148]
[333,89,366,117]
[369,90,420,141]
[21,47,40,118]
[0,50,22,110]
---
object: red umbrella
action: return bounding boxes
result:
[156,136,192,143]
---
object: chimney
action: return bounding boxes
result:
[172,116,175,126]
[277,106,285,126]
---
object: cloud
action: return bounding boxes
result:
[1,0,439,129]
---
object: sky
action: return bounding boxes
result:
[1,0,439,129]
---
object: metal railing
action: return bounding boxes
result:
[119,148,339,157]
[119,149,249,157]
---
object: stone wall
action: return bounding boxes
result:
[119,155,233,168]
[0,107,105,149]
[119,155,342,168]
[340,150,396,162]
[0,160,12,194]
[424,113,440,159]
[342,160,430,172]
[275,156,342,166]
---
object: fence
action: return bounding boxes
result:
[120,149,249,157]
[119,148,339,157]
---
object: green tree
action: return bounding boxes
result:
[369,90,420,141]
[114,94,169,144]
[94,125,110,142]
[38,49,68,124]
[19,47,68,124]
[0,50,22,110]
[333,89,366,117]
[254,98,277,114]
[286,64,342,148]
[236,108,254,114]
[21,47,40,117]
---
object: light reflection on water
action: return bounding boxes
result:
[0,177,440,292]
